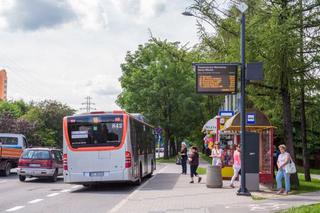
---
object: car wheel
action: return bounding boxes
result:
[4,162,12,177]
[19,175,26,182]
[51,170,58,182]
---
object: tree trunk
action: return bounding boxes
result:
[300,85,311,181]
[281,88,299,188]
[299,0,311,182]
[164,128,170,159]
[279,0,299,188]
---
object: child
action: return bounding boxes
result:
[188,146,202,183]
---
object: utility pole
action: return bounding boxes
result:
[80,96,96,112]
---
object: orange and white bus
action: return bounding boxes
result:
[63,111,156,185]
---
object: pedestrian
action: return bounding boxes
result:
[230,144,241,188]
[188,146,202,183]
[276,144,291,195]
[180,142,188,174]
[211,143,222,167]
[273,145,280,179]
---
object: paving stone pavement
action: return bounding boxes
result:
[112,163,320,213]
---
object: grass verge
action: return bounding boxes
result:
[279,203,320,213]
[297,166,320,175]
[294,174,320,194]
[156,156,177,163]
[197,167,207,175]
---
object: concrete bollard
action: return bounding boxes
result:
[206,165,223,188]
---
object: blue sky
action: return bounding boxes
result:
[0,0,201,111]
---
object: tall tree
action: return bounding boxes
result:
[117,38,211,158]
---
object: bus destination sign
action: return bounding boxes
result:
[195,63,237,94]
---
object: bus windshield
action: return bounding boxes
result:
[67,115,123,148]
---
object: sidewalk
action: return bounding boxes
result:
[112,163,320,213]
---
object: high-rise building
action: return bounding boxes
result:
[0,69,7,101]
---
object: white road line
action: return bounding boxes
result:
[60,189,71,193]
[28,199,43,204]
[0,180,8,184]
[109,165,168,213]
[46,193,60,197]
[6,206,25,212]
[71,185,82,189]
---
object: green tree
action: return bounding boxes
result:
[117,38,214,158]
[23,100,75,147]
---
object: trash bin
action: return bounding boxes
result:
[206,165,223,188]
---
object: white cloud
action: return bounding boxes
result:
[0,0,199,112]
[68,0,108,30]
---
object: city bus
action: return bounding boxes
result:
[63,111,156,185]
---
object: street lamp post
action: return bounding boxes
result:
[182,1,251,196]
[237,3,250,196]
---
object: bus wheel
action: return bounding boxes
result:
[146,161,153,178]
[134,164,142,185]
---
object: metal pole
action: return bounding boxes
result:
[237,12,250,196]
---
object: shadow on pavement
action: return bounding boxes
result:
[71,182,137,194]
[140,173,180,190]
[24,176,64,183]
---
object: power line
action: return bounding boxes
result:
[80,96,96,112]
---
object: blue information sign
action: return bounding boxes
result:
[247,113,256,124]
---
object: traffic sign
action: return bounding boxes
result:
[194,63,238,94]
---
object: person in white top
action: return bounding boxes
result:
[276,144,291,194]
[210,143,222,166]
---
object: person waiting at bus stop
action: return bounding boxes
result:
[180,142,188,174]
[210,143,222,166]
[188,146,202,183]
[276,144,291,195]
[230,144,241,188]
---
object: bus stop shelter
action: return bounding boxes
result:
[221,108,275,184]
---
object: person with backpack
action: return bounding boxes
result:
[188,146,202,183]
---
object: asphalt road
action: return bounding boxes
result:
[0,168,159,213]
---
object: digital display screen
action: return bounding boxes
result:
[195,64,237,94]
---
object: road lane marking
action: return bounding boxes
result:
[0,180,8,184]
[71,185,82,189]
[6,206,25,212]
[28,199,43,204]
[61,189,71,193]
[47,193,60,197]
[109,165,168,213]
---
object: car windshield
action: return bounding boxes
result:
[22,150,51,160]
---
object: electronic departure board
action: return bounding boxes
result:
[194,64,238,94]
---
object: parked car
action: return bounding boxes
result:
[17,148,63,182]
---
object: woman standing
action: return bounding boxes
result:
[211,143,222,166]
[188,146,202,183]
[276,144,291,194]
[230,144,241,188]
[180,142,188,174]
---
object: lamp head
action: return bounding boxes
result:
[182,11,194,17]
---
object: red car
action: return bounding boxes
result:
[17,148,63,182]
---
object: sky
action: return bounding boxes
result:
[0,0,200,112]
